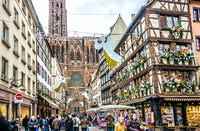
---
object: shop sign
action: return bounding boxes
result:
[0,93,5,98]
[15,94,23,103]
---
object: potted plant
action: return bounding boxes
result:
[168,25,184,38]
[160,50,168,64]
[129,62,137,75]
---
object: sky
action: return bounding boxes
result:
[32,0,147,37]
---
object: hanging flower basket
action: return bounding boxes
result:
[168,25,184,38]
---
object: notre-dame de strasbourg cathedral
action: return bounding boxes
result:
[48,0,98,113]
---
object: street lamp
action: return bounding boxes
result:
[10,77,25,91]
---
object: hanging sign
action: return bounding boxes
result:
[15,94,23,103]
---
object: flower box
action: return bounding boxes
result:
[162,58,168,64]
[170,60,174,65]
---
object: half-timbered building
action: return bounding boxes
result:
[110,0,199,128]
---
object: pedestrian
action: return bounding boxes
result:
[127,113,140,131]
[10,120,18,131]
[52,115,60,131]
[92,113,98,127]
[80,116,88,131]
[115,117,127,131]
[105,112,115,131]
[65,116,72,131]
[37,115,43,131]
[15,116,20,131]
[42,116,49,131]
[0,112,11,131]
[72,114,80,131]
[22,115,29,131]
[49,114,55,131]
[28,116,38,131]
[162,112,168,131]
[68,115,73,130]
[59,117,66,131]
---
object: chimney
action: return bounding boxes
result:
[131,14,136,21]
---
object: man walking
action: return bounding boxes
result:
[22,115,29,131]
[72,114,80,131]
[105,113,114,131]
[52,115,60,131]
[49,114,55,131]
[37,115,43,131]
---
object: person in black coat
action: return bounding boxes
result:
[0,113,11,131]
[37,115,43,130]
[65,117,72,131]
[127,113,140,131]
[49,114,55,131]
[10,120,18,131]
[22,115,29,131]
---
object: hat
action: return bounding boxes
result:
[31,116,36,119]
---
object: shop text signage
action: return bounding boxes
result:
[15,94,23,103]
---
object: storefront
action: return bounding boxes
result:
[0,100,8,120]
[20,104,30,120]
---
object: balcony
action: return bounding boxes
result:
[2,38,11,48]
[13,50,20,58]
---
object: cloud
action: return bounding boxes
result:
[32,0,146,36]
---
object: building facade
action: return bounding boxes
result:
[110,0,199,128]
[0,0,37,121]
[48,0,99,113]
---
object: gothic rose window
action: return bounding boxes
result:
[69,73,84,87]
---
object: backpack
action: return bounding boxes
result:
[73,118,77,125]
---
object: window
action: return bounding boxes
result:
[3,0,9,8]
[3,23,9,42]
[193,8,200,21]
[56,3,59,7]
[160,43,170,51]
[22,22,25,34]
[1,58,8,81]
[13,66,18,81]
[61,3,63,8]
[196,37,200,50]
[28,14,31,25]
[167,16,179,28]
[32,60,35,70]
[27,77,30,92]
[32,40,35,50]
[27,54,31,65]
[77,51,81,62]
[56,23,59,34]
[22,1,26,15]
[21,72,25,87]
[28,32,31,41]
[14,9,18,24]
[33,81,35,94]
[21,46,25,60]
[52,2,54,8]
[33,24,36,34]
[70,51,74,61]
[13,36,18,52]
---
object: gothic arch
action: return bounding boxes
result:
[76,50,81,62]
[90,45,95,63]
[61,45,64,63]
[70,50,74,62]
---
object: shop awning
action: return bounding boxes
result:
[164,97,200,101]
[39,94,59,109]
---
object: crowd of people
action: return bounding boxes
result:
[0,112,141,131]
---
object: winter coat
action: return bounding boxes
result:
[65,119,72,131]
[52,118,60,130]
[22,116,29,128]
[127,119,140,131]
[0,115,11,131]
[115,122,127,131]
[69,119,73,130]
[105,115,114,127]
[72,117,80,127]
[80,119,88,129]
[28,119,38,131]
[42,118,49,131]
[49,116,55,129]
[37,117,43,127]
[59,120,66,130]
[162,115,168,125]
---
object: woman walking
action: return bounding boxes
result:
[80,116,88,131]
[59,117,66,131]
[115,117,127,131]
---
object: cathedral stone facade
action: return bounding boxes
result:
[48,0,98,112]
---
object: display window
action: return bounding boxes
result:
[145,106,152,124]
[21,106,30,121]
[186,106,200,126]
[0,103,7,119]
[161,106,175,126]
[176,107,183,126]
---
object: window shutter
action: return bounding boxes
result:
[160,16,167,29]
[170,42,177,51]
[196,38,200,50]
